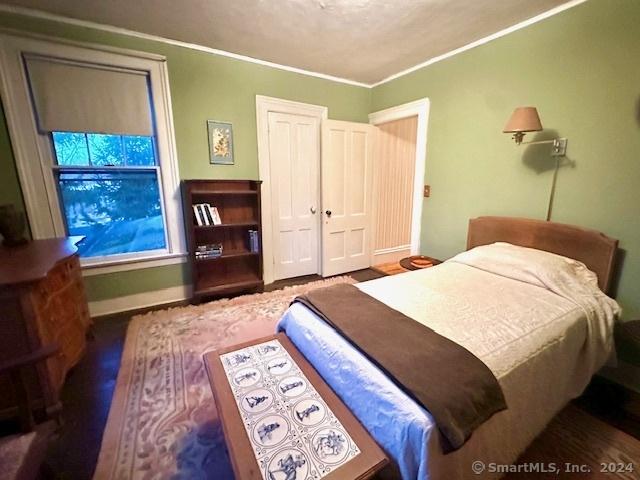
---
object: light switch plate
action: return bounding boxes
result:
[424,185,431,197]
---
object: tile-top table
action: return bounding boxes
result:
[204,333,388,480]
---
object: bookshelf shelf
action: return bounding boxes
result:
[183,179,263,300]
[195,251,259,263]
[194,279,263,297]
[194,221,259,230]
[191,189,259,196]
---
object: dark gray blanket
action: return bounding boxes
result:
[293,283,507,452]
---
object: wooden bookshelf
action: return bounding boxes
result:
[183,179,263,300]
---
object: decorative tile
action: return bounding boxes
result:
[220,340,360,480]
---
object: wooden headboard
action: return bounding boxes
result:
[467,216,618,294]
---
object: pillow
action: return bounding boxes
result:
[448,242,598,293]
[448,242,621,369]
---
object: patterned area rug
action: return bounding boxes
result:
[93,276,355,480]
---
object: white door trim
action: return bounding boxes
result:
[368,98,430,256]
[256,95,328,285]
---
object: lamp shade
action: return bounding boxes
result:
[503,107,543,133]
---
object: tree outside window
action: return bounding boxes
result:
[53,132,166,257]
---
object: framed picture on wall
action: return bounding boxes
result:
[207,120,234,165]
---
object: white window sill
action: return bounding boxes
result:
[81,252,188,276]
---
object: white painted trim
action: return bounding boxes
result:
[89,284,192,317]
[374,245,412,255]
[372,246,411,265]
[82,253,187,276]
[0,1,586,89]
[0,26,166,61]
[256,95,328,285]
[0,32,186,266]
[0,4,369,88]
[369,98,430,255]
[371,0,588,87]
[600,361,640,395]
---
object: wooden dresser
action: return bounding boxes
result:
[0,237,90,418]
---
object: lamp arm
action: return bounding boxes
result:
[518,137,567,157]
[519,139,558,146]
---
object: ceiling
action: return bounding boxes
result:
[1,0,572,84]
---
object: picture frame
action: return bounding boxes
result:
[207,120,234,165]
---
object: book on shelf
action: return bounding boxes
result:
[192,203,222,226]
[196,243,223,253]
[195,252,223,260]
[192,204,205,226]
[202,205,214,225]
[209,205,222,225]
[195,243,223,259]
[248,230,259,253]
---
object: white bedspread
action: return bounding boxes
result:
[277,243,620,479]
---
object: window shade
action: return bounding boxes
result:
[24,55,154,136]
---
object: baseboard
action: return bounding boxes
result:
[576,370,640,440]
[89,284,193,317]
[372,246,410,265]
[599,361,640,395]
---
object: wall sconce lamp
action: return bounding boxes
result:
[503,106,569,221]
[503,106,567,154]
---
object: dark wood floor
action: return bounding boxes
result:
[264,268,385,291]
[44,269,386,479]
[45,313,129,480]
[4,267,639,479]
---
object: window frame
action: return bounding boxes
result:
[51,133,170,262]
[0,31,186,275]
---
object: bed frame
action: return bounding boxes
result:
[467,216,618,295]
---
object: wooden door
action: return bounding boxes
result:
[267,112,320,280]
[321,120,376,276]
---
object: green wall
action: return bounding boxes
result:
[372,0,640,321]
[0,11,372,302]
[0,102,25,210]
[1,0,639,322]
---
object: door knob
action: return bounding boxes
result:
[310,206,317,214]
[325,210,332,217]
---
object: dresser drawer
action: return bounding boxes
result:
[0,238,89,419]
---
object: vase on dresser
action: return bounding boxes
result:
[0,204,27,246]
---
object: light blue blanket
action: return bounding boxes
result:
[277,303,436,480]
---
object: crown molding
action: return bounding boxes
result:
[0,4,370,88]
[371,0,588,87]
[0,0,588,89]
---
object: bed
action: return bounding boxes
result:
[276,216,621,480]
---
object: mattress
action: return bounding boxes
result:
[277,243,620,480]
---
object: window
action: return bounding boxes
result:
[52,132,166,258]
[0,33,185,273]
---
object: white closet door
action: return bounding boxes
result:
[321,120,376,276]
[268,111,320,280]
